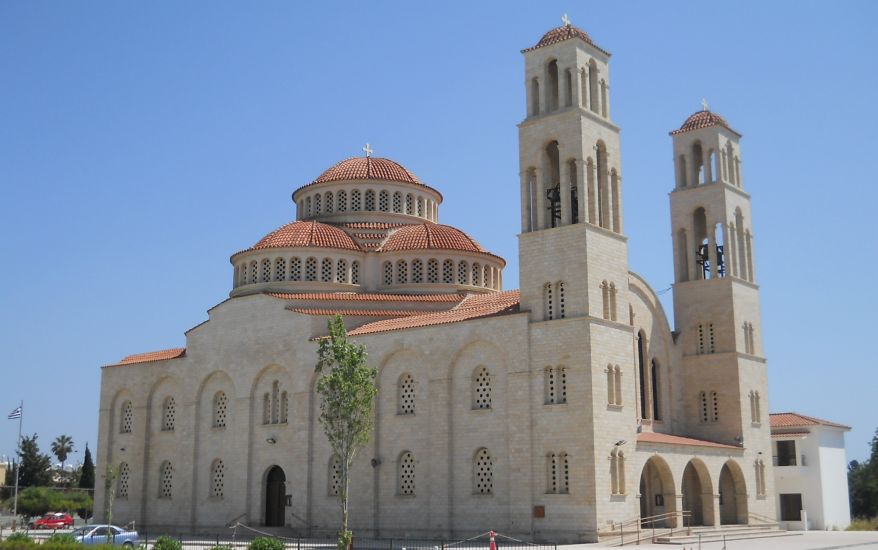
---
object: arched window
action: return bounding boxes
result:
[351,190,362,211]
[443,259,454,283]
[610,170,620,233]
[473,448,493,494]
[321,258,333,282]
[233,265,240,288]
[600,79,608,117]
[329,455,341,496]
[379,190,389,212]
[117,462,130,498]
[530,77,540,116]
[588,59,599,114]
[482,266,489,288]
[305,258,317,281]
[755,458,766,496]
[325,192,334,214]
[559,452,569,494]
[383,261,393,286]
[351,261,360,284]
[365,190,375,211]
[610,449,625,494]
[427,259,439,283]
[677,229,689,282]
[305,196,312,217]
[271,381,280,424]
[396,260,408,284]
[210,459,225,498]
[472,366,492,410]
[586,157,596,224]
[693,207,709,279]
[637,332,649,420]
[692,141,705,185]
[564,69,573,107]
[709,150,717,183]
[314,193,321,214]
[677,155,688,188]
[416,196,424,217]
[392,192,402,213]
[568,160,579,224]
[545,141,560,229]
[261,258,271,283]
[398,373,415,415]
[546,452,557,493]
[735,156,741,187]
[337,259,348,284]
[213,391,228,428]
[596,141,609,229]
[337,190,347,212]
[601,281,610,320]
[398,451,416,496]
[280,391,288,423]
[606,365,615,406]
[609,282,617,321]
[290,257,302,281]
[405,194,414,215]
[458,261,469,285]
[262,392,270,424]
[547,59,559,111]
[544,282,554,320]
[411,259,423,283]
[274,258,286,281]
[159,461,173,499]
[161,397,176,432]
[120,400,133,434]
[651,359,661,421]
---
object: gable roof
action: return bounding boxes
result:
[770,412,851,431]
[106,348,186,367]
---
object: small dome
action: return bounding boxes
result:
[382,223,487,254]
[671,110,740,136]
[248,221,360,252]
[522,24,609,55]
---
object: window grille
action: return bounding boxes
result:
[351,190,361,211]
[558,282,566,319]
[121,401,133,434]
[393,192,402,213]
[443,260,454,283]
[324,192,333,213]
[337,259,348,283]
[398,452,415,495]
[213,391,228,428]
[379,190,389,212]
[559,452,569,494]
[351,261,360,284]
[547,453,557,493]
[474,448,493,494]
[280,391,289,423]
[117,462,130,498]
[321,258,333,282]
[250,261,258,284]
[162,397,176,432]
[314,194,321,214]
[396,260,407,284]
[274,258,286,281]
[159,461,173,498]
[290,257,301,281]
[405,194,413,215]
[473,366,492,409]
[427,259,438,283]
[384,262,393,286]
[412,260,423,283]
[337,190,347,212]
[398,374,415,415]
[365,190,375,211]
[329,455,341,496]
[210,460,225,498]
[458,261,468,285]
[472,263,481,287]
[305,258,317,281]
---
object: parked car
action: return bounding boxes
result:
[71,525,139,547]
[29,512,74,529]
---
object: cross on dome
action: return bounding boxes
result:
[701,98,709,111]
[362,143,373,157]
[561,13,571,27]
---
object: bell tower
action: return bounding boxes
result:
[517,17,629,323]
[668,106,771,453]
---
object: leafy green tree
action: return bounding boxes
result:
[79,444,95,489]
[17,434,52,487]
[103,465,118,527]
[849,427,878,518]
[50,435,75,471]
[315,316,378,550]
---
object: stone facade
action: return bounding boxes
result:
[94,21,777,542]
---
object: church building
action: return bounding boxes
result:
[94,19,775,542]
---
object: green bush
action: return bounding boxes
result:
[4,533,32,543]
[848,517,878,531]
[248,537,284,550]
[152,536,183,550]
[45,534,76,544]
[209,546,234,550]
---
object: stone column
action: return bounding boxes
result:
[559,159,571,226]
[534,167,546,230]
[576,159,586,225]
[520,171,532,232]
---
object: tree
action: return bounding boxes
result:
[51,435,75,471]
[103,465,118,529]
[849,427,878,518]
[79,444,95,489]
[17,434,52,487]
[315,316,378,550]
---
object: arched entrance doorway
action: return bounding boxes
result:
[639,456,677,527]
[681,459,715,526]
[265,466,286,527]
[718,460,748,525]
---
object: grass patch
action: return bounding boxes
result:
[848,517,878,531]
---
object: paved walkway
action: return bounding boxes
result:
[562,531,878,549]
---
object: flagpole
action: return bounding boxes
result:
[12,400,22,530]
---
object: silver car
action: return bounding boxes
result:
[71,525,140,547]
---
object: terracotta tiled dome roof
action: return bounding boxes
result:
[312,157,422,185]
[522,24,609,56]
[382,223,487,254]
[671,110,740,136]
[247,221,360,252]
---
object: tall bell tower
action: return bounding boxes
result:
[668,106,771,454]
[517,17,629,323]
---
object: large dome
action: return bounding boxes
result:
[245,220,360,253]
[671,110,740,136]
[292,156,442,201]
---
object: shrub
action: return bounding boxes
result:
[848,517,878,531]
[153,536,183,550]
[248,537,284,550]
[209,546,234,550]
[45,534,76,545]
[4,533,32,543]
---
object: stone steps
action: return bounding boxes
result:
[655,525,800,545]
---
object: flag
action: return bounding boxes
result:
[7,406,21,420]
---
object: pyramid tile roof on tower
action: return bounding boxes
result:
[522,24,610,56]
[671,110,740,137]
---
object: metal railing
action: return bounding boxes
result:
[599,510,693,547]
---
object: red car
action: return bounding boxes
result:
[29,512,74,529]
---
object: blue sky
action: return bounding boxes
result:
[1,1,876,469]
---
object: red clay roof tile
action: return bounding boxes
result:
[240,220,361,254]
[288,308,424,317]
[769,412,851,430]
[382,224,488,254]
[268,292,465,303]
[293,157,442,198]
[637,432,740,450]
[670,110,740,136]
[108,348,186,367]
[522,24,610,56]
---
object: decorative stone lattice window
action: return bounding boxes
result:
[120,401,133,434]
[546,452,570,494]
[545,366,567,404]
[213,391,228,428]
[210,459,225,498]
[697,324,705,354]
[290,257,302,281]
[249,261,258,284]
[405,194,413,215]
[544,283,554,320]
[159,461,173,499]
[351,261,360,284]
[262,393,271,425]
[305,197,311,217]
[315,194,323,214]
[412,260,423,283]
[393,192,402,213]
[699,391,708,423]
[379,190,389,212]
[396,260,407,284]
[305,258,317,281]
[458,261,468,285]
[710,391,719,421]
[329,455,342,496]
[117,462,130,498]
[383,262,393,286]
[321,258,333,282]
[547,453,557,493]
[398,451,415,495]
[274,258,286,281]
[280,391,289,423]
[483,267,489,288]
[708,323,716,353]
[416,197,424,217]
[558,282,566,319]
[443,260,454,283]
[325,192,333,213]
[559,452,569,493]
[427,259,438,283]
[398,373,415,415]
[472,366,492,410]
[161,397,176,432]
[351,190,361,211]
[337,259,347,283]
[365,190,375,211]
[261,259,271,282]
[337,190,347,212]
[472,263,481,287]
[473,448,493,495]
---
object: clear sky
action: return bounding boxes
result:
[1,1,876,469]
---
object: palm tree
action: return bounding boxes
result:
[51,435,74,471]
